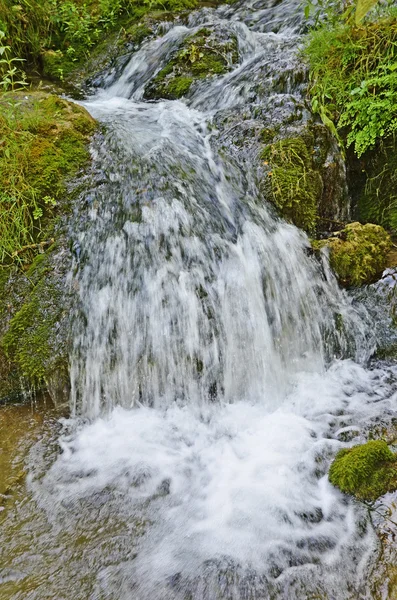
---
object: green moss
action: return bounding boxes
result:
[145,28,238,100]
[313,222,391,287]
[0,91,96,263]
[374,343,397,361]
[329,440,397,502]
[261,136,322,232]
[0,92,92,397]
[124,23,153,47]
[190,54,226,76]
[260,127,278,145]
[164,76,194,99]
[2,250,66,385]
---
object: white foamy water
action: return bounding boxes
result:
[31,360,397,599]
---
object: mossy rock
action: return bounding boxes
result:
[329,440,397,502]
[261,135,322,232]
[0,248,71,404]
[260,124,349,234]
[313,222,391,287]
[0,91,95,403]
[0,91,96,263]
[144,27,238,100]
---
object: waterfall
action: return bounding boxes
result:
[7,1,395,598]
[70,2,370,417]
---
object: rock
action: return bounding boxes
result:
[144,27,238,100]
[313,222,392,287]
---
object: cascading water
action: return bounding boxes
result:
[2,1,397,599]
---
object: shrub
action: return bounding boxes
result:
[0,0,198,78]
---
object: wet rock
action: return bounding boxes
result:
[144,27,238,100]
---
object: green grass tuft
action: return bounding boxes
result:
[261,136,322,233]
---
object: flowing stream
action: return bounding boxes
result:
[2,0,397,598]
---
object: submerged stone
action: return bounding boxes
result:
[329,440,397,502]
[313,222,391,287]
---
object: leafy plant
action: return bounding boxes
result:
[0,30,27,91]
[303,6,397,157]
[0,0,198,80]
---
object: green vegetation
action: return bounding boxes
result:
[0,0,197,81]
[2,253,66,383]
[145,28,238,99]
[0,91,94,398]
[354,137,397,231]
[313,222,391,286]
[304,1,397,234]
[0,91,96,263]
[304,5,397,158]
[329,440,397,502]
[261,135,322,233]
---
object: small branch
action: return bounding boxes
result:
[11,238,55,258]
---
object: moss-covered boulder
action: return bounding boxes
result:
[329,440,397,502]
[261,136,322,232]
[313,222,391,287]
[1,252,68,390]
[144,27,238,100]
[0,91,96,404]
[260,124,349,233]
